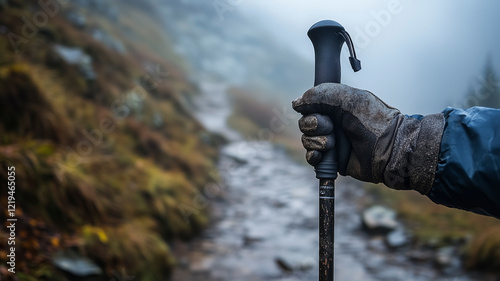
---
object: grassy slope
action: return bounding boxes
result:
[0,1,220,280]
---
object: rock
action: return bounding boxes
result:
[275,255,314,273]
[275,257,293,272]
[362,205,399,234]
[434,246,463,276]
[66,10,86,29]
[221,144,251,164]
[299,217,317,230]
[368,237,386,252]
[189,256,214,273]
[435,246,458,267]
[243,221,267,245]
[364,254,385,272]
[272,200,286,208]
[53,45,96,80]
[52,251,102,277]
[385,228,409,249]
[406,249,434,262]
[435,246,453,266]
[243,235,263,245]
[298,257,315,271]
[91,29,126,54]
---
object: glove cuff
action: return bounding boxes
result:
[383,113,445,194]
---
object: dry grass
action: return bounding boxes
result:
[0,64,76,145]
[228,87,278,131]
[465,227,500,271]
[226,86,305,164]
[364,183,500,272]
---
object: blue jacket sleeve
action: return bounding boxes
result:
[427,107,500,219]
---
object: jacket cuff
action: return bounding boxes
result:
[383,113,445,194]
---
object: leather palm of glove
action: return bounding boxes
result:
[292,83,445,195]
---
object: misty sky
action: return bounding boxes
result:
[238,0,500,114]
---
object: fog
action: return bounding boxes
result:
[239,0,500,114]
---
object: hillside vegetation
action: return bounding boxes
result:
[0,1,221,280]
[365,183,500,272]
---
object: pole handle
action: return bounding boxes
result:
[308,20,350,178]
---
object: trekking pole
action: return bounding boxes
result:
[307,20,361,281]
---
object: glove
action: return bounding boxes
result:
[292,83,445,195]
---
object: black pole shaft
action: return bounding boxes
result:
[319,178,335,281]
[308,20,346,281]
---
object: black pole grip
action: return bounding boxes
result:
[308,20,351,178]
[308,20,344,87]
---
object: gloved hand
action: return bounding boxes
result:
[292,83,445,195]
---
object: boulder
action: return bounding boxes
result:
[53,45,96,80]
[385,228,409,249]
[52,251,102,277]
[362,205,399,234]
